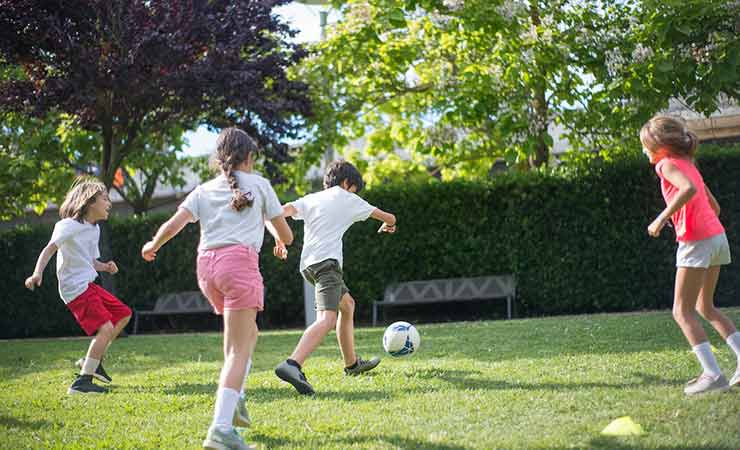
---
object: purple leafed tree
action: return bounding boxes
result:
[0,0,312,187]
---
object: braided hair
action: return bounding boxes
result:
[214,128,259,211]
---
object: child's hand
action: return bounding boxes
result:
[647,216,666,237]
[24,273,42,291]
[377,222,396,234]
[105,261,119,274]
[273,241,288,260]
[141,241,159,262]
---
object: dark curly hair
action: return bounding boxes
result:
[323,160,365,193]
[213,127,260,211]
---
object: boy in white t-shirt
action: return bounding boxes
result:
[25,177,131,395]
[274,160,396,395]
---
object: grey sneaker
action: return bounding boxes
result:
[75,358,112,384]
[730,367,740,387]
[202,426,254,450]
[684,373,730,395]
[68,374,108,395]
[275,361,314,395]
[344,356,381,376]
[233,394,251,428]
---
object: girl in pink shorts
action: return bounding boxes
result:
[641,115,740,395]
[25,177,132,395]
[142,127,293,449]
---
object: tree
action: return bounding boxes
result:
[603,0,739,118]
[0,0,312,191]
[294,0,729,185]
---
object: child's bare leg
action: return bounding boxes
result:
[85,321,116,362]
[336,293,357,367]
[220,309,258,390]
[673,267,709,345]
[696,266,737,339]
[289,310,337,366]
[209,309,258,433]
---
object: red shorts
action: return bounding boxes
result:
[67,283,132,336]
[197,244,264,315]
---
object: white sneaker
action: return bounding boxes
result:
[730,367,740,387]
[684,373,730,396]
[202,426,254,450]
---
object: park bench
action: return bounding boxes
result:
[372,275,516,326]
[132,291,213,334]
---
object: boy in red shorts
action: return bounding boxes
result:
[25,177,131,394]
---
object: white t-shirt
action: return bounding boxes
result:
[179,171,283,252]
[50,218,101,303]
[290,186,376,271]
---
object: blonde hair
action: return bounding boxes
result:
[640,115,698,159]
[211,127,260,212]
[59,176,107,222]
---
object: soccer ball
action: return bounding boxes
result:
[382,321,420,357]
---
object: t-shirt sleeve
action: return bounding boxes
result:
[262,182,283,220]
[179,186,201,223]
[350,194,376,222]
[289,197,306,221]
[50,219,76,247]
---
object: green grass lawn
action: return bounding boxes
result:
[2,309,740,449]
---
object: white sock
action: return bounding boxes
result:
[81,357,100,376]
[692,342,722,378]
[726,332,740,362]
[240,358,252,396]
[211,387,239,432]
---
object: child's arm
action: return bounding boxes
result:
[371,208,397,233]
[648,161,697,237]
[93,259,118,274]
[265,208,294,260]
[141,208,194,261]
[24,242,58,290]
[705,184,720,216]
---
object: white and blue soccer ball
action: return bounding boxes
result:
[382,321,420,357]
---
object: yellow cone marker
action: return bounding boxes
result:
[601,416,644,436]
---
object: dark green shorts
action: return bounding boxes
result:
[301,259,349,311]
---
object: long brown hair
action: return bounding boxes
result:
[59,177,107,223]
[212,127,259,211]
[640,115,698,159]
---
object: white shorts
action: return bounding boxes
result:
[676,233,731,268]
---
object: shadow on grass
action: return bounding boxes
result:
[581,436,739,449]
[411,368,679,392]
[250,432,468,450]
[131,382,428,402]
[0,415,56,430]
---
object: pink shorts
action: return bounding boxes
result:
[196,244,264,314]
[67,283,132,336]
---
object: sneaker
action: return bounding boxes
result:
[202,426,254,450]
[75,358,112,384]
[344,356,381,376]
[730,367,740,387]
[68,374,108,395]
[683,373,730,395]
[275,361,315,395]
[232,394,251,428]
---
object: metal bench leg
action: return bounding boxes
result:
[133,314,139,335]
[507,297,512,319]
[372,305,378,327]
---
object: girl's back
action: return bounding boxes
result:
[181,172,282,252]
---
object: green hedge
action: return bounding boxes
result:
[3,147,739,338]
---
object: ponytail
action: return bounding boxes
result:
[214,127,259,212]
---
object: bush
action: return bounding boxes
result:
[3,146,739,338]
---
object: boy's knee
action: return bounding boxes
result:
[339,295,355,314]
[97,322,115,339]
[696,304,718,320]
[317,314,337,330]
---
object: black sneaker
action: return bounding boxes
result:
[275,361,315,395]
[75,358,112,384]
[344,356,381,376]
[68,374,108,395]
